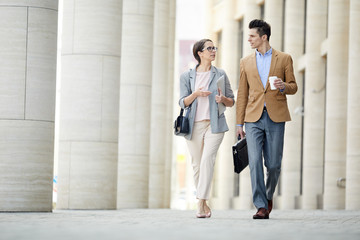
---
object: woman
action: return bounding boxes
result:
[179,39,235,218]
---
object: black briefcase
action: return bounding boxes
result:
[232,137,249,174]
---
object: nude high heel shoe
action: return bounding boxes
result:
[196,212,206,218]
[204,203,211,218]
[205,209,211,218]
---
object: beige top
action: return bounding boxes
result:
[194,71,211,122]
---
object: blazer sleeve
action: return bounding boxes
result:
[179,71,191,109]
[236,59,249,125]
[282,55,298,95]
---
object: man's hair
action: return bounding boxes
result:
[249,19,271,41]
[193,39,212,64]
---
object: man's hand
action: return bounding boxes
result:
[274,78,285,90]
[236,126,246,139]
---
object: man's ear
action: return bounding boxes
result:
[262,34,268,41]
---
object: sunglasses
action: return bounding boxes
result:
[202,46,218,52]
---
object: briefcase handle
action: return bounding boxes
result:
[237,134,247,141]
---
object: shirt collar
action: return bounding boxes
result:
[256,48,272,57]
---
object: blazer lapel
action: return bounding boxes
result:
[189,67,196,92]
[266,49,279,90]
[208,65,216,86]
[250,53,264,89]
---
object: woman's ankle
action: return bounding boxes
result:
[204,201,210,213]
[197,199,206,213]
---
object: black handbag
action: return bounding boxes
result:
[232,136,249,174]
[174,108,190,136]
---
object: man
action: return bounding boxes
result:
[236,19,297,219]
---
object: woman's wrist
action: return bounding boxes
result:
[223,96,232,106]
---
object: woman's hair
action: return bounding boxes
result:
[249,19,271,41]
[192,39,213,64]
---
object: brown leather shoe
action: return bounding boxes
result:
[253,208,269,219]
[268,200,273,214]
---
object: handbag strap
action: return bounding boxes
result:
[185,107,191,118]
[180,104,191,117]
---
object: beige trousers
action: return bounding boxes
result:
[186,121,224,200]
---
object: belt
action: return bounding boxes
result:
[263,106,267,112]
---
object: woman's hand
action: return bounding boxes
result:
[215,88,225,103]
[216,88,234,107]
[183,87,211,107]
[195,87,212,97]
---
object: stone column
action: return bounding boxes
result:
[280,0,305,209]
[302,0,327,210]
[345,0,360,210]
[205,0,216,40]
[117,0,154,208]
[57,0,121,209]
[264,0,283,50]
[0,1,58,211]
[323,0,349,210]
[211,0,237,209]
[164,0,176,208]
[237,0,260,210]
[148,0,172,208]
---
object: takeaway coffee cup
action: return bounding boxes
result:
[269,76,278,90]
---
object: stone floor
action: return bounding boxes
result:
[1,209,359,240]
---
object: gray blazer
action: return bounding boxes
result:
[179,65,235,140]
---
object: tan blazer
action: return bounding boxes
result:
[236,49,297,124]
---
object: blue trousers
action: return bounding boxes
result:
[245,109,285,210]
